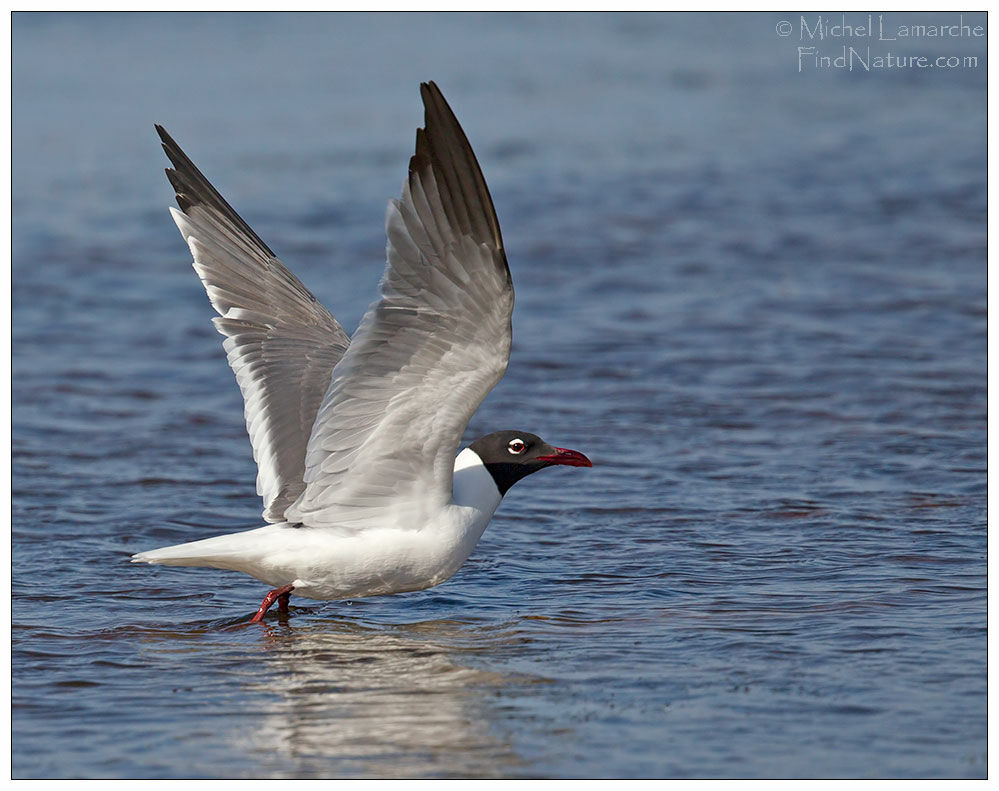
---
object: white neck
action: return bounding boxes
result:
[451,447,503,513]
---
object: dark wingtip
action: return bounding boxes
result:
[420,80,441,103]
[152,122,275,257]
[413,80,506,256]
[154,123,177,155]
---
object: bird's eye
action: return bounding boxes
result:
[507,438,526,455]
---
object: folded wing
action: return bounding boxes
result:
[157,125,351,522]
[285,82,513,531]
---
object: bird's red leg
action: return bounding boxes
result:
[248,584,295,624]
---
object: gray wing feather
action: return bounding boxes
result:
[284,82,512,531]
[156,125,351,522]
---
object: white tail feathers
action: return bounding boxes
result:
[130,525,279,569]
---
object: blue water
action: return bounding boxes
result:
[12,12,986,778]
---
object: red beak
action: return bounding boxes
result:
[537,446,592,468]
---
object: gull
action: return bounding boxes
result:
[131,82,591,623]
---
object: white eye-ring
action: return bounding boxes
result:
[507,438,527,455]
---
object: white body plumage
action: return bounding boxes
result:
[131,448,502,600]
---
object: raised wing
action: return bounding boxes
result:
[157,125,351,523]
[284,81,513,531]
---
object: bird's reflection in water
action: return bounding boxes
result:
[235,616,531,778]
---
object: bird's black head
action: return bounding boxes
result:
[468,430,592,496]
